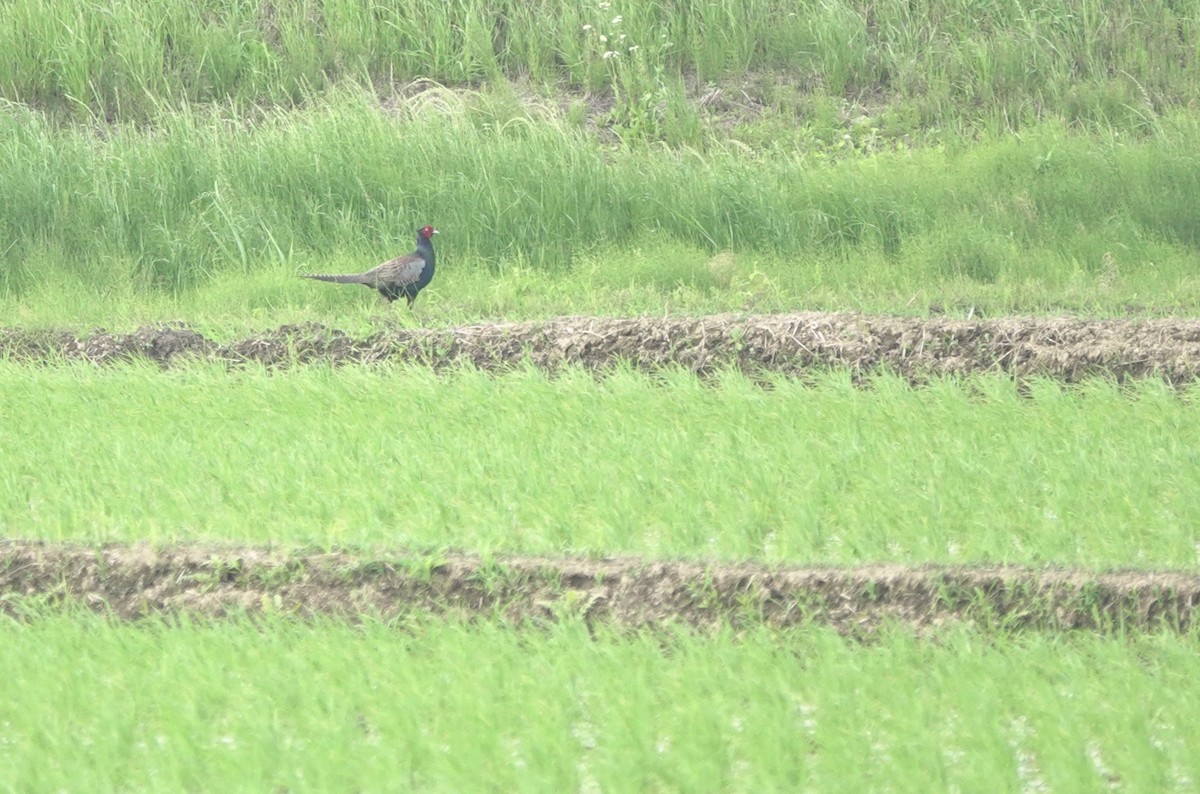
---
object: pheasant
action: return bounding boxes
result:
[303,225,438,306]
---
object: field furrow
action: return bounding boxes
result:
[3,541,1196,634]
[6,312,1200,382]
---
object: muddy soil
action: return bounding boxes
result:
[4,313,1200,383]
[1,541,1196,634]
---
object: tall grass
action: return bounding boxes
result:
[2,362,1198,567]
[2,92,1200,318]
[1,616,1197,790]
[0,0,1196,133]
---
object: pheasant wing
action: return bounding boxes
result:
[367,252,427,289]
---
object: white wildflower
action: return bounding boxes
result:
[628,45,639,52]
[582,24,592,30]
[611,15,623,24]
[602,50,619,59]
[599,34,607,42]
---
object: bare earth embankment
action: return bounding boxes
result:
[5,312,1200,382]
[1,541,1197,634]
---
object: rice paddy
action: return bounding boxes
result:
[4,0,1200,788]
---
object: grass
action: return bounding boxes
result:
[1,361,1198,568]
[15,239,1200,338]
[1,0,1196,136]
[0,0,1197,323]
[3,92,1200,328]
[0,614,1196,790]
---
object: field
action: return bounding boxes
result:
[3,615,1197,791]
[3,0,1200,788]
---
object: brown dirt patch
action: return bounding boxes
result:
[4,313,1200,383]
[1,541,1196,634]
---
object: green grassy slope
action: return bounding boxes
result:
[3,0,1195,133]
[2,95,1200,326]
[1,0,1198,324]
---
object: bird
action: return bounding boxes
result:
[302,225,439,307]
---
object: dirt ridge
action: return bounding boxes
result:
[2,541,1197,633]
[4,313,1200,381]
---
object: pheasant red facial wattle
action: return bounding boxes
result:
[302,226,439,307]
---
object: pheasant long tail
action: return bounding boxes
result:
[301,273,371,285]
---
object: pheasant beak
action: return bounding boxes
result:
[432,229,439,235]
